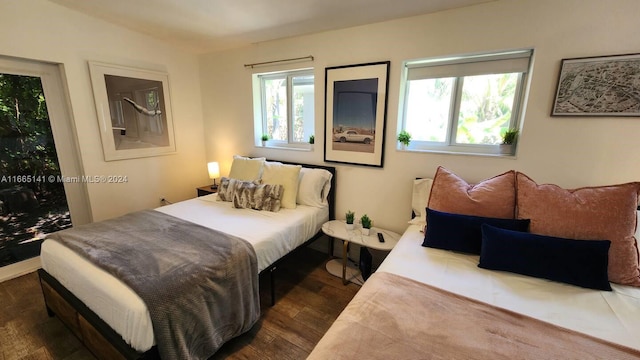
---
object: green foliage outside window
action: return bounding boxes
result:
[0,74,61,192]
[0,73,71,267]
[456,73,517,145]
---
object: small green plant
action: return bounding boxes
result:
[397,130,411,146]
[501,129,519,145]
[345,210,355,224]
[309,135,315,144]
[261,134,269,141]
[360,214,372,229]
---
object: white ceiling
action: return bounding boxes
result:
[48,0,493,53]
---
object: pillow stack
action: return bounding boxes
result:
[424,167,523,254]
[515,173,640,287]
[420,166,640,291]
[216,155,333,213]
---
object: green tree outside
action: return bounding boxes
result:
[0,73,71,267]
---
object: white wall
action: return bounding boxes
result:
[199,0,640,234]
[0,0,208,222]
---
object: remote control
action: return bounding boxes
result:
[377,232,385,243]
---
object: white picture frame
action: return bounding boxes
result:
[88,61,176,161]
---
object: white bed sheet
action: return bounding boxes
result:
[40,194,328,352]
[377,223,640,351]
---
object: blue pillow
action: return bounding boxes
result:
[479,224,612,291]
[422,208,530,254]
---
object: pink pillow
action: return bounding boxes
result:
[427,167,516,219]
[516,172,640,287]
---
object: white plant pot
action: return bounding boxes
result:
[346,223,355,230]
[499,144,513,155]
[261,140,267,147]
[362,228,371,235]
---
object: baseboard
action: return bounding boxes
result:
[0,256,41,283]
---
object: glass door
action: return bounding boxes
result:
[0,57,89,274]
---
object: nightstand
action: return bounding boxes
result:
[196,185,218,197]
[322,220,400,285]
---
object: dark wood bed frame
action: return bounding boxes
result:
[37,160,336,360]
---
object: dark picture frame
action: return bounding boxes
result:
[324,61,390,167]
[551,53,640,116]
[88,61,176,161]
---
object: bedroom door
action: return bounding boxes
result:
[0,56,90,279]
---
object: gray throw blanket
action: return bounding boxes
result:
[46,209,260,360]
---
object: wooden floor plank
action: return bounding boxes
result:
[10,347,53,360]
[0,247,359,359]
[259,308,320,352]
[293,307,337,335]
[1,320,43,360]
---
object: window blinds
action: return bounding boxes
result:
[406,50,533,80]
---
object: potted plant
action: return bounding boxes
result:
[500,129,519,155]
[309,135,315,144]
[360,214,372,235]
[261,134,269,147]
[397,130,411,150]
[345,210,355,230]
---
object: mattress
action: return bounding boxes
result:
[40,194,328,352]
[377,222,640,351]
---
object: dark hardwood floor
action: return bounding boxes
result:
[0,247,360,360]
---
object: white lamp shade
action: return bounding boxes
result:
[207,162,220,179]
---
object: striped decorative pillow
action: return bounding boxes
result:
[217,177,260,202]
[233,181,284,212]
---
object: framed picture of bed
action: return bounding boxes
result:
[88,61,176,161]
[324,61,390,167]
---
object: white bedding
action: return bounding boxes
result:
[378,223,640,351]
[40,194,328,352]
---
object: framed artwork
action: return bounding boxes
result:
[88,61,176,161]
[551,53,640,116]
[324,61,390,167]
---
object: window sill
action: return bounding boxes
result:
[256,143,314,152]
[397,146,517,159]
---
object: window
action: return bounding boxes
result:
[253,69,314,147]
[399,49,533,155]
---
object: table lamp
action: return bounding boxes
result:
[207,161,220,190]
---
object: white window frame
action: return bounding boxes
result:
[252,68,314,149]
[398,49,534,156]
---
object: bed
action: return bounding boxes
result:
[308,169,640,359]
[37,158,336,360]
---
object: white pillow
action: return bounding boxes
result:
[297,168,333,207]
[261,162,302,209]
[408,178,433,226]
[228,155,265,181]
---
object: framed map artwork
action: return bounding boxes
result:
[551,53,640,116]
